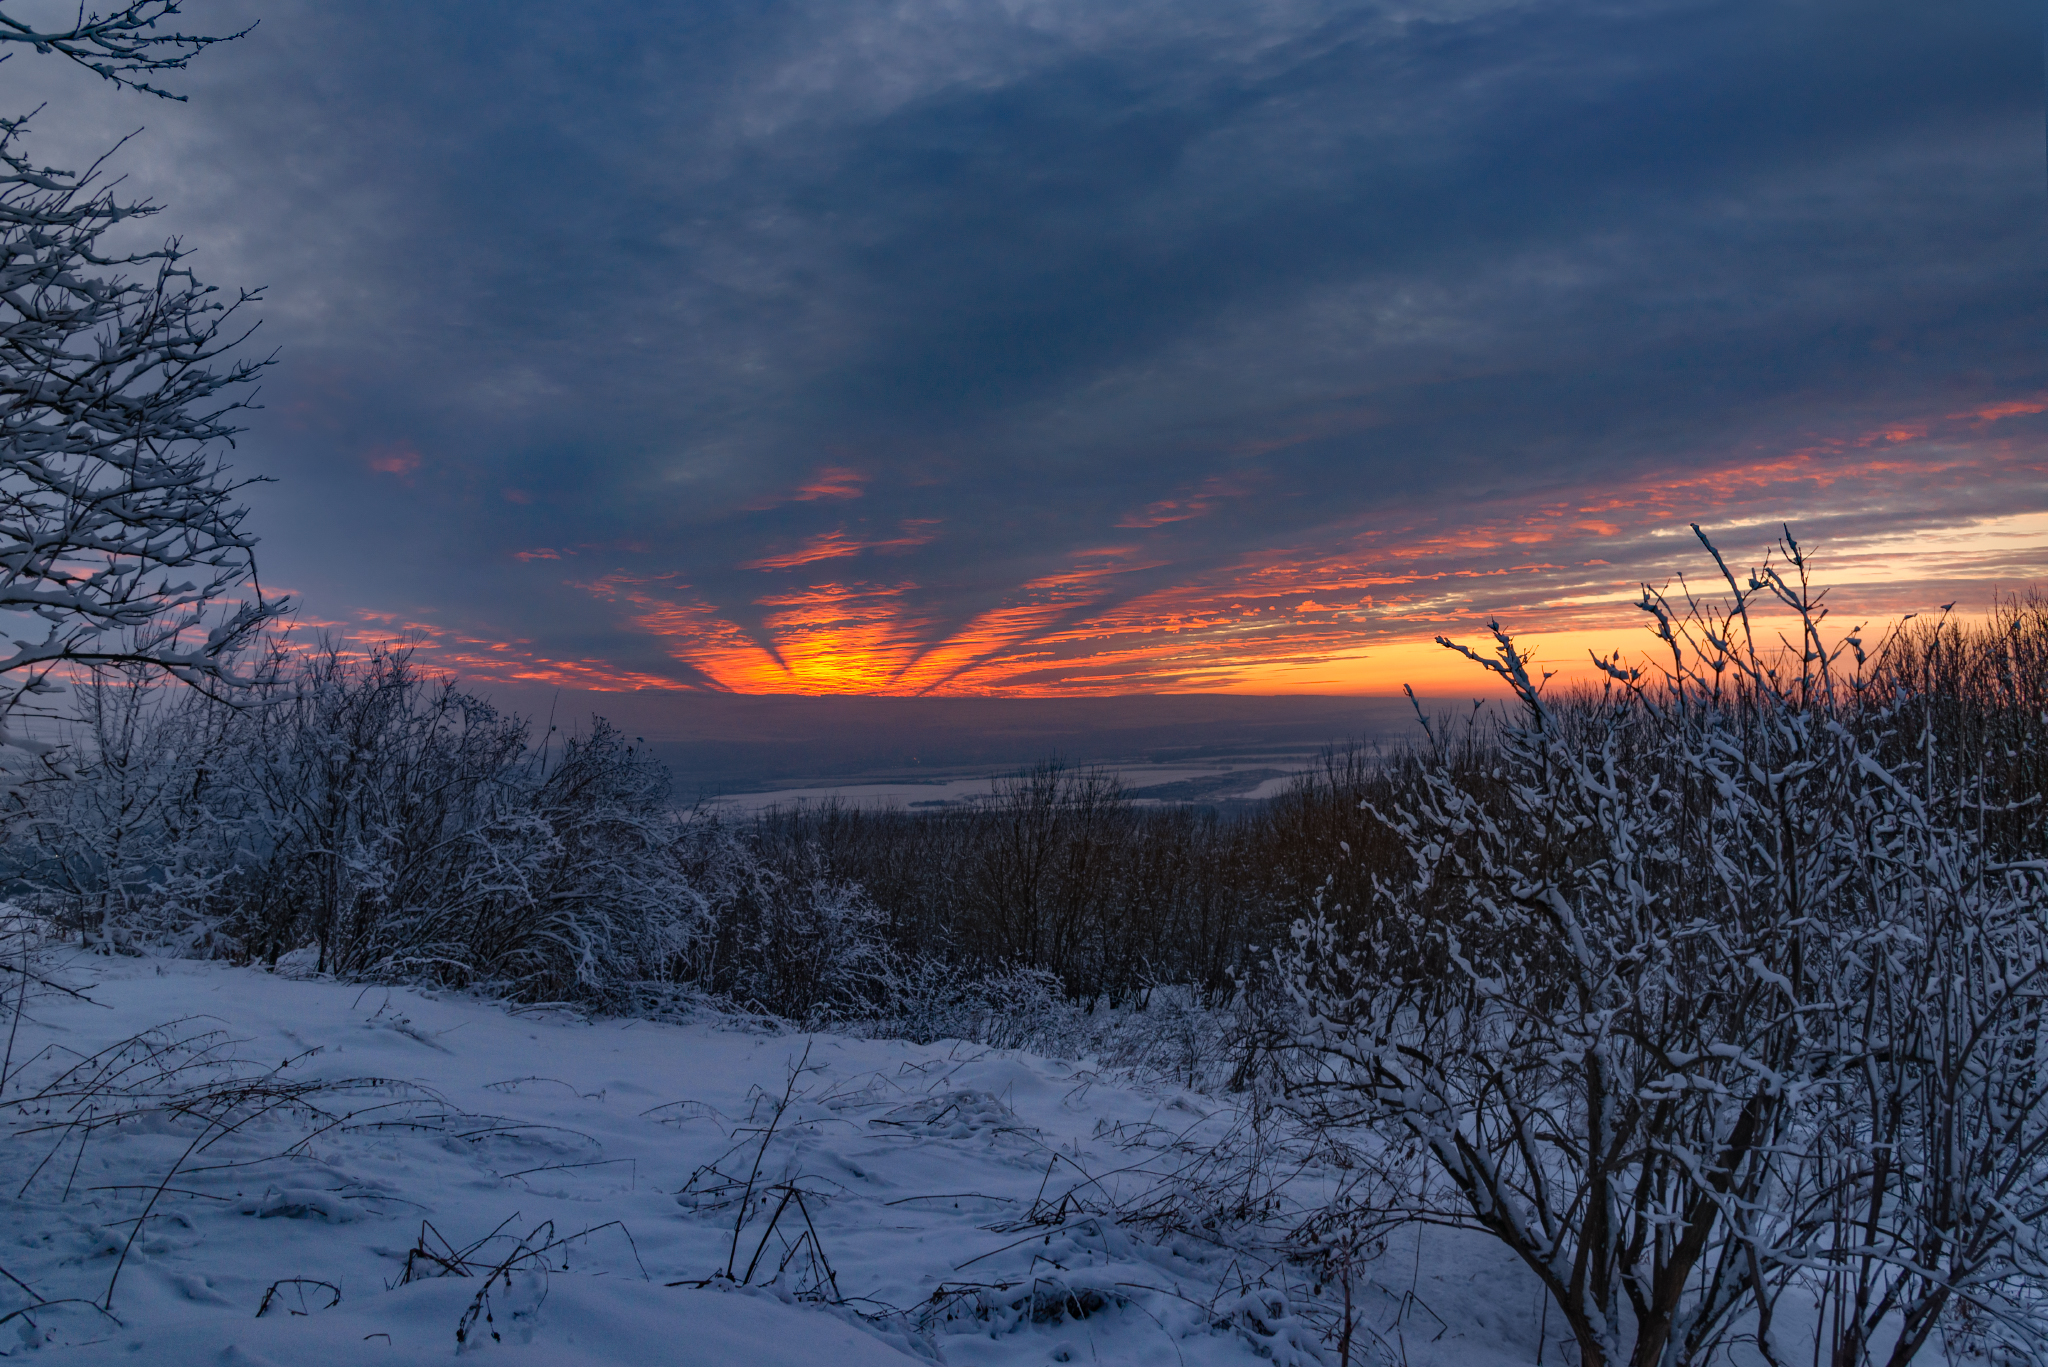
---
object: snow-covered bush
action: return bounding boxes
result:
[2,644,893,1020]
[7,668,246,955]
[883,961,1072,1048]
[666,814,892,1024]
[220,644,536,972]
[1282,533,2048,1367]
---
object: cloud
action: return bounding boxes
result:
[364,440,423,479]
[1951,396,2048,425]
[741,521,940,570]
[792,467,868,501]
[742,465,871,510]
[1116,474,1255,529]
[36,0,2036,695]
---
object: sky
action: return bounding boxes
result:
[7,0,2044,698]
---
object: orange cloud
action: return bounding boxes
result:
[285,606,691,692]
[743,521,939,570]
[744,465,870,510]
[1950,395,2048,424]
[745,530,864,570]
[793,466,867,501]
[892,553,1152,693]
[1117,473,1253,528]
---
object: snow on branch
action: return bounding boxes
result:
[0,2,250,100]
[1283,533,2048,1367]
[0,110,283,765]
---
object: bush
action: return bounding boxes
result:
[1280,534,2048,1367]
[1,644,889,1021]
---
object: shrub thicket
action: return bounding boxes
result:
[1278,541,2048,1367]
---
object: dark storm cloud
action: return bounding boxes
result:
[6,0,2038,691]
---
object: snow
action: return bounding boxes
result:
[1,956,1561,1366]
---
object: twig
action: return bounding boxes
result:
[726,1041,810,1281]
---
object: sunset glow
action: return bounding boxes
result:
[362,395,2045,699]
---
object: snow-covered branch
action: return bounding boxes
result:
[1283,535,2048,1367]
[0,110,282,769]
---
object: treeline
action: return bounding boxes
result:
[749,769,1268,1005]
[744,747,1410,1007]
[0,635,1356,1016]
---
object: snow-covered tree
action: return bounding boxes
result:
[0,4,280,767]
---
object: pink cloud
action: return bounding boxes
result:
[365,440,423,480]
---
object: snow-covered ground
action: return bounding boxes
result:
[0,956,1559,1366]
